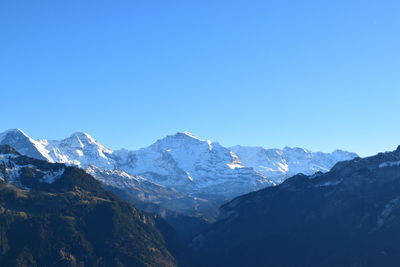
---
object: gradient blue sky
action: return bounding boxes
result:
[1,0,399,156]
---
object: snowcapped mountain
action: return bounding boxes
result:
[230,145,358,183]
[0,129,273,198]
[43,131,115,169]
[0,128,358,217]
[113,132,272,197]
[0,128,49,161]
[196,146,400,267]
[0,129,114,169]
[0,129,215,216]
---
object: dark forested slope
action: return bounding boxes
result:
[0,145,177,267]
[196,147,400,267]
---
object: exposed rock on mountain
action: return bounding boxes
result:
[113,132,273,198]
[230,145,358,183]
[195,146,400,267]
[0,145,178,267]
[0,129,357,219]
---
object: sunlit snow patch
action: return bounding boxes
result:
[314,179,343,187]
[41,168,65,183]
[379,161,400,168]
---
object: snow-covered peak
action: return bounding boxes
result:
[112,132,269,197]
[153,132,208,147]
[58,131,111,153]
[66,131,97,145]
[0,129,114,169]
[231,145,358,183]
[181,131,203,140]
[0,128,32,144]
[0,128,28,140]
[283,146,312,154]
[331,149,359,159]
[44,132,114,169]
[0,128,49,161]
[147,132,240,171]
[0,128,358,200]
[152,132,206,146]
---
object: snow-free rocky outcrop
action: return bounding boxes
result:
[0,128,357,217]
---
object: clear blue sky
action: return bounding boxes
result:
[1,0,399,156]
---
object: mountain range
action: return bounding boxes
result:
[3,128,400,266]
[0,128,357,220]
[194,146,400,267]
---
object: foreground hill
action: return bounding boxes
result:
[195,146,400,267]
[0,145,177,267]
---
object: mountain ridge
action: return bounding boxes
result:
[0,144,179,267]
[0,129,357,218]
[194,145,400,267]
[230,145,358,182]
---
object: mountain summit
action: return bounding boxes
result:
[0,128,48,161]
[231,145,358,182]
[0,129,357,217]
[114,132,269,198]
